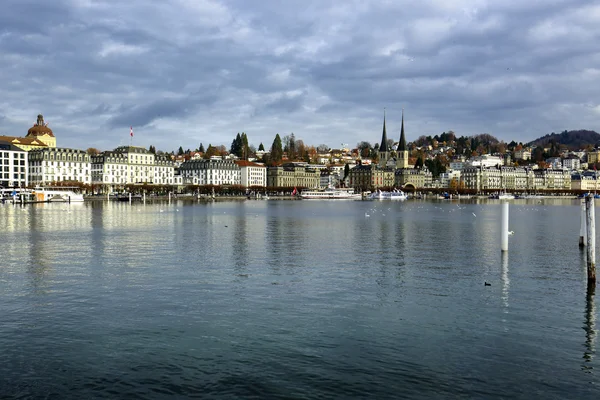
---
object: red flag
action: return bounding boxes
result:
[292,187,297,196]
[130,126,134,137]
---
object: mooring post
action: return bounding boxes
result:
[129,192,132,205]
[580,198,587,247]
[501,201,509,252]
[585,195,596,284]
[143,192,146,204]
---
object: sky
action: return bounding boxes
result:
[1,0,599,153]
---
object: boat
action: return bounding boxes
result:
[300,186,362,200]
[367,189,408,201]
[489,192,515,200]
[32,187,84,202]
[0,188,33,203]
[116,193,143,202]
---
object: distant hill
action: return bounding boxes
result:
[527,130,600,149]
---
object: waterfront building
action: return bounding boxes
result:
[571,171,600,191]
[91,146,175,191]
[28,147,90,185]
[234,160,266,188]
[179,158,241,186]
[394,167,432,189]
[461,166,571,191]
[266,162,319,188]
[0,141,28,188]
[348,164,394,191]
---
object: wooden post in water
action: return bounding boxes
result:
[501,201,509,252]
[585,195,596,284]
[580,198,587,247]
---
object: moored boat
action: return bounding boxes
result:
[300,186,362,200]
[367,189,408,201]
[32,187,84,202]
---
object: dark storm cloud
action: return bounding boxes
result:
[0,0,598,151]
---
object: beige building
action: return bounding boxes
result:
[395,168,432,189]
[0,114,57,151]
[267,162,319,188]
[348,164,394,191]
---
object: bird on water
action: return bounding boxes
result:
[484,282,491,286]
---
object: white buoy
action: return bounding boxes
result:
[501,201,509,252]
[585,195,596,283]
[580,198,587,247]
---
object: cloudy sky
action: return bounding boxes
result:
[1,0,599,152]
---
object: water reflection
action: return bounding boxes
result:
[583,283,596,372]
[501,252,510,312]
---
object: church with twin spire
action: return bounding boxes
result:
[348,109,432,191]
[378,109,408,170]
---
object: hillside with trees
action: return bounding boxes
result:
[527,130,600,149]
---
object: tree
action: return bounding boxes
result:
[317,144,329,153]
[270,134,283,164]
[415,156,424,169]
[230,133,242,157]
[283,133,296,160]
[178,146,184,156]
[241,132,249,160]
[343,163,350,180]
[199,143,205,153]
[357,141,372,158]
[86,147,99,155]
[148,145,156,154]
[295,139,306,162]
[203,144,219,159]
[258,142,265,151]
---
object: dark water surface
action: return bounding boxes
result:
[0,198,598,399]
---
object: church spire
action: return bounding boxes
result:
[379,108,388,152]
[398,108,406,152]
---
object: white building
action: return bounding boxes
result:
[235,160,267,187]
[28,147,90,186]
[562,157,581,171]
[178,159,241,186]
[514,149,532,160]
[91,146,175,191]
[467,154,504,168]
[0,140,28,188]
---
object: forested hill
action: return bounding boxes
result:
[527,130,600,149]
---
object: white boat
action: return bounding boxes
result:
[367,189,408,201]
[32,187,84,202]
[489,192,515,200]
[300,186,362,200]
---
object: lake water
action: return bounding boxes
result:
[0,198,599,399]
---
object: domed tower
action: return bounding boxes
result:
[26,114,56,148]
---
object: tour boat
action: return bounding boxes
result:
[367,189,408,201]
[300,186,362,200]
[32,187,84,202]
